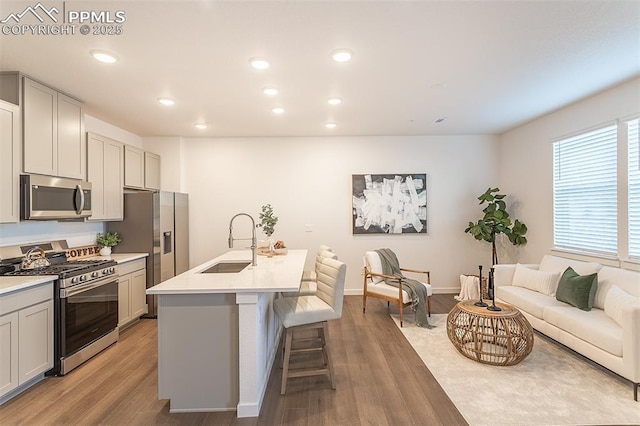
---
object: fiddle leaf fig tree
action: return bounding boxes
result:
[257,204,278,237]
[465,187,528,265]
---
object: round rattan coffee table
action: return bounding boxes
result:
[446,300,534,366]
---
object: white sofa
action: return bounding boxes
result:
[494,255,640,401]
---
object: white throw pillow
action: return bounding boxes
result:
[604,285,639,327]
[539,255,602,276]
[512,263,560,296]
[365,251,384,284]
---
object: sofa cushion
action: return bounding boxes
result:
[543,306,623,357]
[604,285,639,327]
[539,255,602,276]
[512,263,560,296]
[594,266,640,309]
[555,267,598,311]
[497,286,565,320]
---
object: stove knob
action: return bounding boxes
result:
[92,272,99,278]
[71,277,79,284]
[103,268,109,274]
[80,275,87,282]
[110,267,116,274]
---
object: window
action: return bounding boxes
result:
[553,124,618,256]
[629,118,640,258]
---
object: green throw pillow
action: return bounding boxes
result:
[555,267,598,311]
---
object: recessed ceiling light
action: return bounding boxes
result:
[331,48,353,63]
[328,97,342,105]
[262,86,278,96]
[272,107,285,114]
[325,122,337,129]
[250,57,270,70]
[90,50,118,63]
[157,97,175,106]
[194,123,207,129]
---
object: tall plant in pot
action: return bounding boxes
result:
[464,187,527,265]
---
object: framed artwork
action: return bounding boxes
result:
[352,174,427,234]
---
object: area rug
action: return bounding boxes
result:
[391,313,640,426]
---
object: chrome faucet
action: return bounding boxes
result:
[228,213,257,266]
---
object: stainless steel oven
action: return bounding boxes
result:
[59,275,119,374]
[0,240,118,376]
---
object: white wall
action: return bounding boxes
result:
[499,76,640,264]
[0,115,142,248]
[175,135,500,294]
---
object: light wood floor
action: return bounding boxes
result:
[0,294,466,426]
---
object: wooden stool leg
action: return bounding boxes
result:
[281,328,293,395]
[322,322,335,390]
[399,302,404,327]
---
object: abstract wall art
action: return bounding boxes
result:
[352,173,427,234]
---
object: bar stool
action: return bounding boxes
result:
[273,257,347,394]
[282,248,337,297]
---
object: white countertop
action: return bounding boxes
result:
[147,249,307,295]
[0,276,57,295]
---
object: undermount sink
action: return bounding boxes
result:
[200,261,251,274]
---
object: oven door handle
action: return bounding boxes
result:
[60,278,118,298]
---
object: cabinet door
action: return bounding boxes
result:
[118,274,132,327]
[87,134,106,220]
[144,151,161,190]
[23,78,57,176]
[130,269,148,318]
[0,100,20,223]
[104,139,124,220]
[124,146,144,188]
[0,312,19,398]
[18,300,53,384]
[57,94,85,179]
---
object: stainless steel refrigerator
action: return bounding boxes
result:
[107,191,189,317]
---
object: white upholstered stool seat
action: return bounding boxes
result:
[274,257,346,394]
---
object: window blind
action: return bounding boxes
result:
[628,119,640,258]
[553,124,618,255]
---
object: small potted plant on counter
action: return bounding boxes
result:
[97,232,121,256]
[257,204,278,255]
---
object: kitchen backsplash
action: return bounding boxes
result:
[0,221,104,247]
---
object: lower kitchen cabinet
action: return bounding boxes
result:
[118,258,147,328]
[0,282,54,402]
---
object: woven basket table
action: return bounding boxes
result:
[446,300,534,366]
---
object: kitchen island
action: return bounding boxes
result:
[146,249,307,417]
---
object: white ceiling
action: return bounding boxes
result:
[1,0,639,138]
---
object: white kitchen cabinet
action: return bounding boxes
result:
[87,132,124,221]
[0,99,20,223]
[0,282,54,401]
[124,145,144,189]
[22,77,84,179]
[144,151,161,190]
[118,258,147,328]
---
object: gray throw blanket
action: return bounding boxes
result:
[375,248,433,328]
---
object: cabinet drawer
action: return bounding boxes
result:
[119,258,146,275]
[0,283,53,315]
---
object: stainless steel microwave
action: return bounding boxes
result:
[20,174,92,220]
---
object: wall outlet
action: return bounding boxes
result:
[304,224,313,232]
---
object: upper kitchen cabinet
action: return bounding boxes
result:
[124,145,144,188]
[22,76,85,179]
[144,151,161,190]
[0,100,21,223]
[87,132,124,221]
[124,146,161,190]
